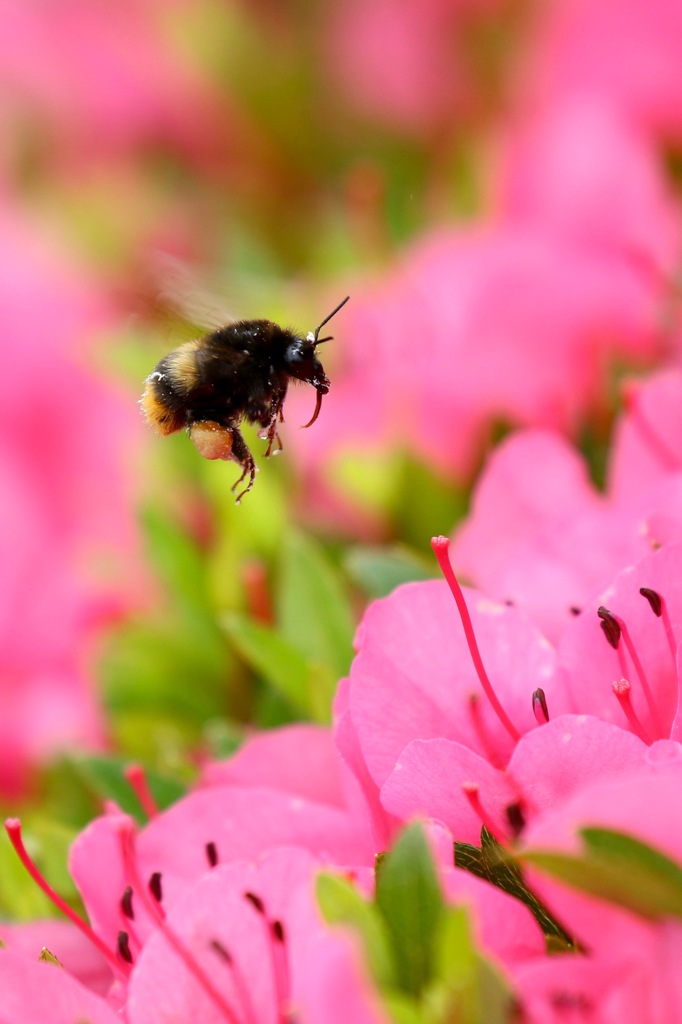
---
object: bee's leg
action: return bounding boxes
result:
[264,427,283,458]
[263,392,286,457]
[229,428,257,503]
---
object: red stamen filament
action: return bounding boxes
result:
[244,895,291,1024]
[4,818,130,979]
[468,694,505,769]
[432,536,520,742]
[116,820,240,1024]
[210,941,259,1024]
[461,783,509,845]
[661,605,677,668]
[124,763,160,820]
[612,679,652,743]
[612,613,662,737]
[641,589,678,670]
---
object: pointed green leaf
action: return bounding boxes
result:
[222,612,333,721]
[316,873,395,988]
[524,826,682,920]
[456,829,576,949]
[345,545,433,599]
[276,531,355,681]
[375,824,445,997]
[70,755,186,822]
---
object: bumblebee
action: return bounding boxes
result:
[140,296,348,501]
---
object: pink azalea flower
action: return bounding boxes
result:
[510,767,682,1022]
[519,0,682,141]
[608,368,682,504]
[0,838,391,1023]
[0,952,119,1024]
[0,0,232,170]
[200,723,349,809]
[451,368,682,643]
[0,918,113,996]
[322,0,506,137]
[339,535,682,849]
[288,222,664,491]
[67,774,376,961]
[337,570,560,843]
[0,205,142,794]
[493,95,681,276]
[449,428,652,643]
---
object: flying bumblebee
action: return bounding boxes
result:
[140,295,349,502]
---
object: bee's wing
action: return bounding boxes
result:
[146,251,239,333]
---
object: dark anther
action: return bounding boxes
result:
[117,930,133,964]
[149,872,163,903]
[504,598,515,606]
[505,802,526,837]
[209,938,233,964]
[532,688,549,723]
[640,587,662,617]
[271,920,286,943]
[120,885,134,920]
[205,841,219,868]
[244,891,265,914]
[569,606,581,616]
[597,606,621,648]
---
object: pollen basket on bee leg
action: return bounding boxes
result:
[189,421,234,461]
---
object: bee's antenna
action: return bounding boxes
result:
[313,295,349,346]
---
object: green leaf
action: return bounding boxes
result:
[276,531,355,682]
[316,873,395,989]
[455,829,576,949]
[345,545,433,599]
[425,906,512,1024]
[70,755,186,822]
[222,612,332,721]
[375,823,445,997]
[391,455,468,554]
[141,504,211,612]
[523,826,682,921]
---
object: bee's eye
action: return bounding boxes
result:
[285,340,308,365]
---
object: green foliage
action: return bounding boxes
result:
[222,613,328,720]
[318,824,513,1024]
[224,530,355,722]
[523,826,682,921]
[455,828,577,950]
[375,824,445,997]
[345,545,433,599]
[276,531,355,682]
[69,755,187,823]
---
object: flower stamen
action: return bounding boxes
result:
[432,536,520,742]
[4,818,130,979]
[124,763,160,820]
[461,782,509,845]
[640,587,678,668]
[612,679,652,743]
[532,688,550,724]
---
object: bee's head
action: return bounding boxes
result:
[284,336,330,393]
[286,296,348,428]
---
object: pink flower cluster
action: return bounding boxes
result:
[4,360,682,1017]
[0,205,142,796]
[292,0,682,505]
